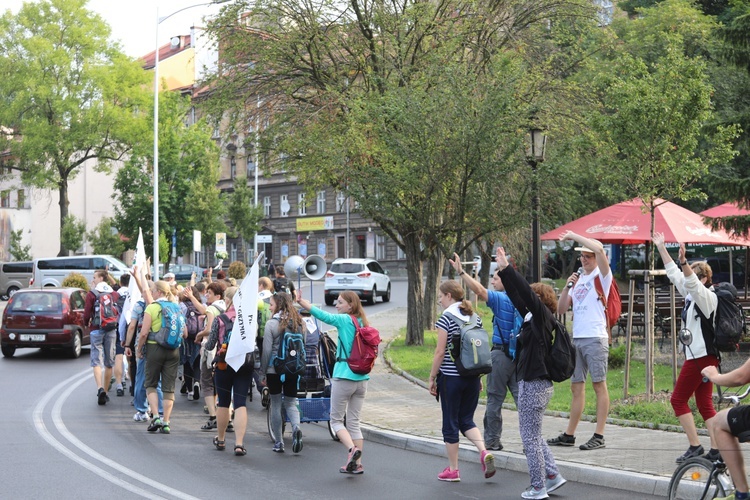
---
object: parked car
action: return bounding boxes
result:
[168,264,207,282]
[0,261,33,301]
[472,255,498,279]
[0,288,90,358]
[324,258,391,306]
[688,256,746,286]
[29,255,128,288]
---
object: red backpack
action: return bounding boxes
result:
[345,315,381,375]
[92,290,120,332]
[594,275,621,342]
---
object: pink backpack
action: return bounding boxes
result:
[346,315,381,375]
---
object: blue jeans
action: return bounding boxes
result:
[135,357,163,414]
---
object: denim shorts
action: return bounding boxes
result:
[90,330,116,368]
[571,337,609,383]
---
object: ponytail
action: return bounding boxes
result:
[458,299,474,317]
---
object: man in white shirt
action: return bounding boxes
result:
[548,231,611,451]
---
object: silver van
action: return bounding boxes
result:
[29,255,129,288]
[0,261,33,300]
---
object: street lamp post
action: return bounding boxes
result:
[152,0,229,280]
[526,127,547,283]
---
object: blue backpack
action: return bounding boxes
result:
[272,321,306,377]
[153,301,186,350]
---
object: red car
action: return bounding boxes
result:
[1,288,90,358]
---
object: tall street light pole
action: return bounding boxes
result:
[526,127,546,283]
[152,0,229,280]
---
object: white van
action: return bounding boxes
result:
[30,255,129,288]
[0,261,33,300]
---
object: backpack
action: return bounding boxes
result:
[698,282,747,353]
[272,322,306,377]
[594,275,622,343]
[544,320,576,383]
[273,276,290,294]
[344,315,381,375]
[92,290,120,333]
[153,301,186,350]
[184,301,205,341]
[214,311,253,370]
[320,332,338,378]
[445,312,492,377]
[300,317,326,392]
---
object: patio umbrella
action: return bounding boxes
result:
[700,202,750,290]
[541,198,750,245]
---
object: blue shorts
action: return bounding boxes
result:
[90,330,116,368]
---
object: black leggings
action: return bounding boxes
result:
[214,363,253,408]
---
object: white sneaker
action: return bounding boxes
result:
[521,485,549,499]
[545,474,567,493]
[187,393,195,401]
[133,411,148,422]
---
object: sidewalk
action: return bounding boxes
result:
[354,307,738,497]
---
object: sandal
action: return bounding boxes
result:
[213,436,225,451]
[234,444,247,456]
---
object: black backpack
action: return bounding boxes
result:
[699,283,747,353]
[273,277,290,294]
[544,320,576,383]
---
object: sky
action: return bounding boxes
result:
[3,0,228,58]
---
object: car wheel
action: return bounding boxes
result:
[367,286,376,305]
[1,345,16,358]
[6,286,19,299]
[67,332,82,359]
[324,295,334,306]
[383,283,391,303]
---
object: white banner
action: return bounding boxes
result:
[124,228,147,324]
[193,230,201,253]
[225,252,263,372]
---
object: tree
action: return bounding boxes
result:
[0,0,151,256]
[226,177,265,243]
[203,0,593,345]
[88,217,125,257]
[60,215,86,255]
[9,230,31,261]
[113,90,225,265]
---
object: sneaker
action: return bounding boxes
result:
[704,449,723,462]
[227,421,234,433]
[192,382,200,401]
[272,442,285,453]
[437,466,460,482]
[480,450,496,479]
[521,485,549,499]
[147,417,163,432]
[133,411,148,422]
[340,464,365,474]
[97,388,107,406]
[201,418,217,431]
[116,385,124,397]
[187,393,195,402]
[579,435,605,451]
[545,474,567,493]
[345,446,361,472]
[486,442,504,451]
[160,422,171,434]
[180,382,188,394]
[292,427,303,453]
[547,433,575,447]
[676,445,704,463]
[261,386,270,408]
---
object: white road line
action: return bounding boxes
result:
[34,369,200,500]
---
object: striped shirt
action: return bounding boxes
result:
[436,312,483,377]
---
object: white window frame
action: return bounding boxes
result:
[280,194,289,217]
[376,234,386,260]
[317,190,326,214]
[298,192,307,216]
[263,196,271,217]
[336,191,346,212]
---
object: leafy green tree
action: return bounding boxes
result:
[226,177,264,243]
[9,230,31,261]
[60,215,86,255]
[0,0,151,256]
[113,90,225,265]
[88,217,125,257]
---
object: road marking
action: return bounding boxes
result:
[33,369,200,500]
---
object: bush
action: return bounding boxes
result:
[228,260,247,279]
[62,272,90,291]
[608,343,626,369]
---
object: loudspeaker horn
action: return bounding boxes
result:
[284,254,327,281]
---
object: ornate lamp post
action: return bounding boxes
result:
[526,127,547,283]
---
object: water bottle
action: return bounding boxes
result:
[508,332,517,361]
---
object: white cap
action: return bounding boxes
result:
[258,290,272,301]
[95,282,114,293]
[574,246,596,254]
[163,272,175,280]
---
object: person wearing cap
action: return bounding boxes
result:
[84,269,120,405]
[547,231,611,451]
[163,272,175,282]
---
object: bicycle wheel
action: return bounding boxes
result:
[668,457,727,499]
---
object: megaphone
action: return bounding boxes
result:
[284,254,327,281]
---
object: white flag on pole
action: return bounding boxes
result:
[124,228,147,324]
[226,253,262,372]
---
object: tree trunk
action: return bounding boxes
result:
[58,179,69,256]
[404,233,425,346]
[422,247,443,331]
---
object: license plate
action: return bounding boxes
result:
[20,334,45,342]
[338,278,354,284]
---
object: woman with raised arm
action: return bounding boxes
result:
[653,232,719,463]
[296,290,368,475]
[496,247,566,499]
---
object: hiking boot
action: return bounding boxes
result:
[437,467,460,482]
[547,433,575,447]
[579,435,606,451]
[147,417,163,432]
[133,411,148,422]
[292,427,303,453]
[97,388,107,406]
[521,485,549,499]
[545,474,567,493]
[676,445,705,463]
[201,418,217,431]
[272,442,285,453]
[480,450,496,479]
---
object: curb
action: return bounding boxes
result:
[361,424,670,497]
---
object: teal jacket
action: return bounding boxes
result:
[309,306,369,381]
